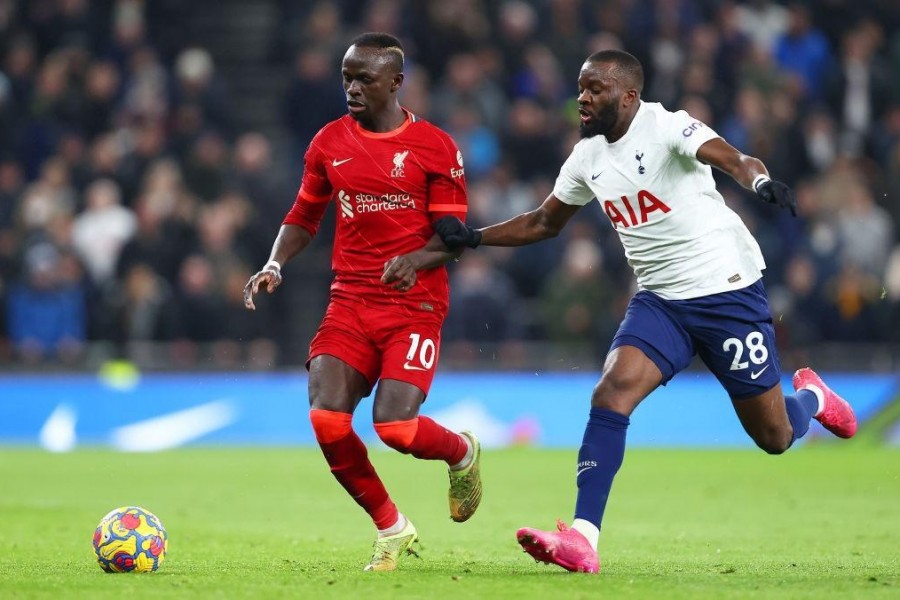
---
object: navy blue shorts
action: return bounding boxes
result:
[610,279,781,399]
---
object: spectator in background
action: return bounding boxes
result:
[2,36,38,123]
[431,52,506,132]
[118,120,169,203]
[0,73,17,157]
[712,2,753,103]
[801,108,839,172]
[832,177,895,277]
[539,236,618,353]
[120,46,169,125]
[408,0,490,79]
[172,47,232,138]
[494,0,539,91]
[677,59,730,124]
[229,132,290,241]
[773,2,832,101]
[117,262,177,347]
[116,160,196,283]
[820,261,884,342]
[776,253,827,346]
[182,131,228,202]
[70,178,136,285]
[81,60,121,138]
[764,89,812,184]
[6,242,85,363]
[719,86,767,155]
[734,0,789,54]
[172,253,223,352]
[444,104,499,182]
[540,0,590,84]
[85,132,124,189]
[825,20,895,157]
[501,99,563,181]
[106,0,148,71]
[511,43,566,106]
[17,157,76,234]
[283,46,346,163]
[444,250,523,348]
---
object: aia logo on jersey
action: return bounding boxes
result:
[391,150,409,178]
[603,190,671,229]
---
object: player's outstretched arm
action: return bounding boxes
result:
[436,195,581,250]
[243,224,312,310]
[381,234,462,292]
[696,138,797,216]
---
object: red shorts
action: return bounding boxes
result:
[308,298,444,395]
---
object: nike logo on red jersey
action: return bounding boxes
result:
[332,158,353,167]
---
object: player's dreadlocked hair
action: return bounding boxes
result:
[350,32,404,73]
[586,49,644,94]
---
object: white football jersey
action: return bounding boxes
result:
[553,102,765,300]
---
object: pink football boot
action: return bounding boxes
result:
[516,520,600,574]
[793,368,857,439]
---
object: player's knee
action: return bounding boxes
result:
[374,419,418,453]
[591,377,642,415]
[309,409,353,444]
[752,427,792,455]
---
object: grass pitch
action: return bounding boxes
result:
[0,446,897,599]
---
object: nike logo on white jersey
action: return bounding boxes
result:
[750,365,770,380]
[403,362,428,371]
[591,171,603,180]
[332,158,353,167]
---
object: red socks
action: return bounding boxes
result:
[309,409,398,529]
[374,416,468,465]
[309,410,468,530]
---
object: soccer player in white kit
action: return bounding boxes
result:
[430,50,858,574]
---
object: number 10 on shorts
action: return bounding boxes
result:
[405,333,436,371]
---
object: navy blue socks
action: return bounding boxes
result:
[573,407,630,529]
[784,389,819,445]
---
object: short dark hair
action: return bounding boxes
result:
[586,49,644,93]
[349,32,404,72]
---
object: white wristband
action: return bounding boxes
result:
[752,174,771,193]
[264,260,281,272]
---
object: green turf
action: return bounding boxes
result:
[0,446,897,599]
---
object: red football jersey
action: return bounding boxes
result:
[283,110,467,317]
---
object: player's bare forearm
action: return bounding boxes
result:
[244,224,312,310]
[268,224,313,266]
[392,235,461,273]
[697,137,797,215]
[480,196,580,246]
[417,234,463,268]
[696,137,768,190]
[381,235,460,292]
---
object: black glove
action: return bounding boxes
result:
[435,216,482,249]
[756,179,797,217]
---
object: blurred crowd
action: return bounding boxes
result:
[1,0,899,370]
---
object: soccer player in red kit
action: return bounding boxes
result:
[243,33,482,572]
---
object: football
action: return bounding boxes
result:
[92,506,168,573]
